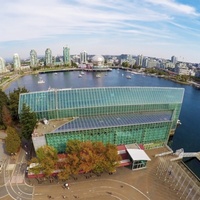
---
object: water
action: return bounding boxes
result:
[5,69,200,178]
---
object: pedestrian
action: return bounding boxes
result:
[63,183,69,189]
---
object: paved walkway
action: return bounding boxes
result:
[32,148,186,200]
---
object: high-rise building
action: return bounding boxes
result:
[136,55,143,66]
[171,56,177,64]
[30,50,38,67]
[63,46,70,65]
[80,51,88,64]
[0,57,6,73]
[45,48,52,66]
[13,53,21,70]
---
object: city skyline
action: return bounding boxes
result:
[1,0,200,63]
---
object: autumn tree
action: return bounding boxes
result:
[29,145,58,178]
[9,87,29,121]
[65,140,121,176]
[2,105,12,127]
[104,143,121,173]
[0,89,9,129]
[20,103,37,140]
[5,126,21,154]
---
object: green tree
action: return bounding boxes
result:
[5,126,21,154]
[9,87,29,121]
[122,61,130,68]
[0,90,9,129]
[20,103,37,140]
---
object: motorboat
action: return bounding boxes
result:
[38,78,45,84]
[78,74,82,78]
[96,74,101,78]
[126,75,131,79]
[80,71,85,75]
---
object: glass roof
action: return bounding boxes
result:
[53,111,172,133]
[19,87,184,113]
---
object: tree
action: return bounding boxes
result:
[9,87,29,121]
[0,89,9,129]
[2,105,12,127]
[29,145,58,178]
[20,103,37,140]
[122,61,130,68]
[5,126,21,154]
[103,143,121,173]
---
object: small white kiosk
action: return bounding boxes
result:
[125,144,151,170]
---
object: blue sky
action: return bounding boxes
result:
[1,0,200,63]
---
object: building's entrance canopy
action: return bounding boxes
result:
[126,148,151,161]
[125,144,151,161]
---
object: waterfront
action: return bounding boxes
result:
[5,69,200,178]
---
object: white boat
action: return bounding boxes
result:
[80,71,85,75]
[38,78,45,84]
[54,72,58,75]
[78,74,82,78]
[96,74,101,78]
[177,119,182,125]
[126,75,131,79]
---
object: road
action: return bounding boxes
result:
[0,148,34,200]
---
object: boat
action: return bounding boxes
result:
[80,71,85,75]
[96,74,101,78]
[177,119,182,125]
[38,78,45,84]
[54,72,58,75]
[78,74,82,78]
[126,75,131,79]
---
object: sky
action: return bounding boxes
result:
[1,0,200,63]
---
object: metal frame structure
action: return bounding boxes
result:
[18,87,184,152]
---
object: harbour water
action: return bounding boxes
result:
[5,69,200,178]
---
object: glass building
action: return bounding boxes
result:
[30,50,38,67]
[0,57,6,74]
[13,53,21,70]
[63,46,70,65]
[18,87,184,153]
[45,48,52,66]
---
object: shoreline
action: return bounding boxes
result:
[0,68,195,92]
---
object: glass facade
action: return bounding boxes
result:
[30,50,37,67]
[13,53,21,70]
[0,57,5,73]
[45,48,52,66]
[19,87,184,152]
[63,46,70,65]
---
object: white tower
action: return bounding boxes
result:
[13,53,21,70]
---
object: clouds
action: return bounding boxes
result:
[0,0,200,62]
